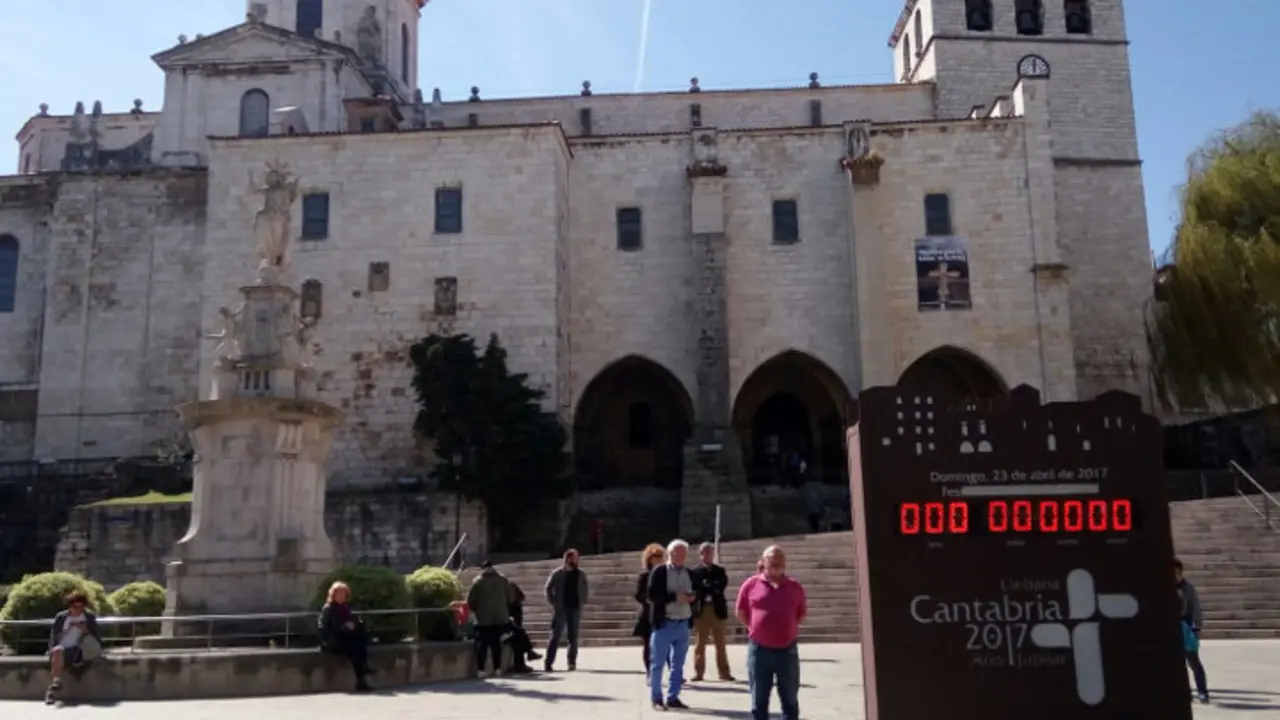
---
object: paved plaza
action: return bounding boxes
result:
[2,641,1276,718]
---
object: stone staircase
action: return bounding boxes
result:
[463,531,859,648]
[1170,494,1280,639]
[462,495,1280,648]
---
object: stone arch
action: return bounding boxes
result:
[732,350,853,486]
[573,355,695,491]
[239,89,270,138]
[898,345,1008,408]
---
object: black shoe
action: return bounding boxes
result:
[363,665,378,676]
[355,680,373,693]
[527,651,542,660]
[44,689,57,706]
[568,662,576,671]
[543,661,553,672]
[665,697,688,709]
[651,700,667,711]
[509,664,533,674]
[1198,692,1210,704]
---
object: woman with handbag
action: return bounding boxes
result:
[633,543,666,679]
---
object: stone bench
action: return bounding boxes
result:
[0,641,477,702]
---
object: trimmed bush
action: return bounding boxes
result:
[311,565,413,644]
[405,566,463,641]
[0,572,115,656]
[108,581,166,637]
[0,584,10,613]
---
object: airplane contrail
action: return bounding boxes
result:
[633,0,653,92]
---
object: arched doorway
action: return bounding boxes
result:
[732,351,853,486]
[898,346,1007,408]
[573,356,694,491]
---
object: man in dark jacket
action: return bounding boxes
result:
[543,548,589,671]
[690,542,735,681]
[1176,559,1210,703]
[468,560,514,678]
[508,580,541,663]
[45,591,105,704]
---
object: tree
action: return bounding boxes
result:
[409,333,570,547]
[1147,110,1280,412]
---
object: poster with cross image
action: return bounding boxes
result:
[914,236,972,311]
[846,382,1191,720]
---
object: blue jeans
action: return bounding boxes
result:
[649,619,691,702]
[545,607,581,667]
[748,640,800,720]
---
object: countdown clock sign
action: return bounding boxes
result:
[847,383,1191,720]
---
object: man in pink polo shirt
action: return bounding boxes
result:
[735,545,806,720]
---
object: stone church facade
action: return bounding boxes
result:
[0,0,1151,539]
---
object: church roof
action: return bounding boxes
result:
[151,20,361,67]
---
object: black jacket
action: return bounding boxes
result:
[690,562,730,620]
[647,564,694,630]
[317,602,361,650]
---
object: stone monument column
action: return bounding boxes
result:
[163,161,343,622]
[841,121,893,388]
[679,128,752,541]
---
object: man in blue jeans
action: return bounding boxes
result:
[647,538,696,710]
[543,548,589,671]
[735,545,808,720]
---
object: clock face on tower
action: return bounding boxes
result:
[1017,54,1051,78]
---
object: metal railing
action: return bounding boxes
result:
[443,533,469,571]
[0,607,455,657]
[1229,461,1280,531]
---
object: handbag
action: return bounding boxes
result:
[1181,621,1199,653]
[78,635,103,662]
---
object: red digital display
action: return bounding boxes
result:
[895,498,1136,535]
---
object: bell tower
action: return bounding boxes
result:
[247,0,425,96]
[887,0,1153,403]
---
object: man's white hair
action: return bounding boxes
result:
[667,538,689,555]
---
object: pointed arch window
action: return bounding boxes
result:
[0,235,19,313]
[1015,0,1045,36]
[401,24,411,83]
[901,36,912,80]
[965,0,993,32]
[239,89,270,138]
[913,10,924,57]
[1064,0,1092,34]
[296,0,323,38]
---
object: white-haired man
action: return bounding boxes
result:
[646,538,695,710]
[736,545,807,720]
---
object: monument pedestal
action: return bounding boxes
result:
[164,396,343,617]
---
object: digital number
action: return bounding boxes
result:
[948,501,969,534]
[900,503,921,535]
[898,499,1136,535]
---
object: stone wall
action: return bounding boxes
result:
[54,491,487,591]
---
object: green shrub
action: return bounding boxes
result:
[405,566,463,641]
[0,572,115,655]
[108,581,166,637]
[0,584,10,613]
[311,565,413,644]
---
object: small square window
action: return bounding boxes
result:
[617,207,642,251]
[435,188,463,234]
[301,193,330,240]
[924,194,953,236]
[772,200,799,244]
[360,118,376,133]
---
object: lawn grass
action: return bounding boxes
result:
[82,491,192,508]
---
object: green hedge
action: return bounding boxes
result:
[108,581,166,637]
[311,565,413,644]
[405,566,463,641]
[0,584,10,614]
[0,572,115,655]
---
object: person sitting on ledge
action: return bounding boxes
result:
[45,591,105,705]
[318,581,375,692]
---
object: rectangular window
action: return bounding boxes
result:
[360,118,376,133]
[772,200,799,244]
[616,207,642,251]
[924,194,953,236]
[301,193,330,240]
[435,188,463,234]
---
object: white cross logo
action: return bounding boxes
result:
[1029,569,1139,706]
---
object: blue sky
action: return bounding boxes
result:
[1,1,1275,255]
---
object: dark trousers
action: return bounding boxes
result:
[808,513,821,533]
[642,636,651,673]
[1185,649,1209,695]
[476,624,505,673]
[326,628,370,681]
[507,625,533,666]
[747,640,800,720]
[545,607,581,667]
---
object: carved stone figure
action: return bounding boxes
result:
[206,305,244,361]
[250,161,300,283]
[847,126,870,159]
[356,6,383,65]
